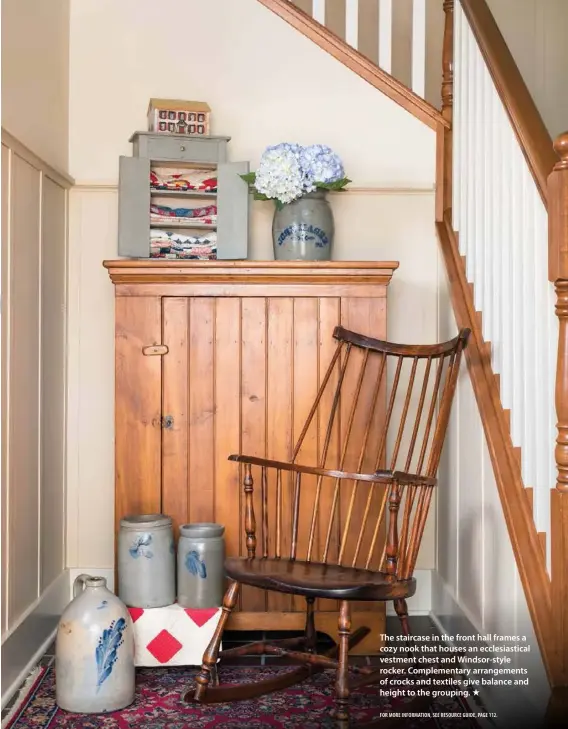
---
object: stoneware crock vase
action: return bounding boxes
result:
[55,574,135,714]
[177,523,226,608]
[118,513,176,608]
[272,190,334,261]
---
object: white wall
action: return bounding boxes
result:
[67,0,441,571]
[293,0,445,110]
[1,0,70,172]
[434,265,550,724]
[486,0,568,141]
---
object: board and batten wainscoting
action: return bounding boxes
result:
[1,130,73,705]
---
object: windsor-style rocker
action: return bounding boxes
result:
[183,325,469,725]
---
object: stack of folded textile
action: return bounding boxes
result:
[150,203,217,226]
[150,168,218,193]
[150,230,217,259]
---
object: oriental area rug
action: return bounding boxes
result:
[4,664,481,728]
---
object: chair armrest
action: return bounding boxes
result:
[228,454,437,486]
[390,470,437,487]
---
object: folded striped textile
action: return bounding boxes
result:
[150,168,217,192]
[150,203,217,219]
[150,214,217,226]
[150,229,217,260]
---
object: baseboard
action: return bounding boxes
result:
[68,568,115,597]
[430,571,549,728]
[1,570,69,708]
[386,568,432,616]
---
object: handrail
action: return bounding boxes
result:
[459,0,557,207]
[256,0,447,131]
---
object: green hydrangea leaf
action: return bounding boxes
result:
[314,177,351,191]
[239,172,257,186]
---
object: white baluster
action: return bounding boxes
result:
[378,0,393,75]
[453,6,555,555]
[521,164,536,506]
[312,0,326,24]
[473,35,485,314]
[510,136,524,448]
[452,2,462,230]
[411,0,426,98]
[464,21,476,274]
[482,59,493,346]
[345,0,358,49]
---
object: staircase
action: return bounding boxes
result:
[258,0,568,694]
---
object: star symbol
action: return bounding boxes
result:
[473,690,480,696]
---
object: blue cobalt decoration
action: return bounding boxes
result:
[118,515,176,608]
[55,575,135,714]
[185,549,207,578]
[178,523,225,608]
[96,617,127,691]
[129,533,153,559]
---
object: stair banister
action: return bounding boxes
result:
[549,132,568,684]
[437,0,566,687]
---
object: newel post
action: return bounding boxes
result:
[548,131,568,685]
[437,0,454,220]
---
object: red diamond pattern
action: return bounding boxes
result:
[146,630,183,663]
[184,608,219,628]
[128,607,145,623]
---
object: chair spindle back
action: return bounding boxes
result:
[239,327,469,579]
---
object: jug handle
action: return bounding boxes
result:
[73,573,92,598]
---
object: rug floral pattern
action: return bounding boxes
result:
[6,665,480,728]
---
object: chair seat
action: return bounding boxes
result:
[225,557,416,601]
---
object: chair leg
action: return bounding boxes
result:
[305,597,317,652]
[335,600,351,727]
[393,598,410,637]
[193,580,239,702]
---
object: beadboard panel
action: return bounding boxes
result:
[1,138,69,640]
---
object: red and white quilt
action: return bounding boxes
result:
[128,604,222,667]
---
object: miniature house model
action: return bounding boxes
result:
[147,99,211,136]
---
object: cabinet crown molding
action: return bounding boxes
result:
[103,260,400,288]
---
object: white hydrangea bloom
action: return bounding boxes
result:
[254,143,304,205]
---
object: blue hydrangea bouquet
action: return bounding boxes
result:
[240,142,350,210]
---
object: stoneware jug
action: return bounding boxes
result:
[177,523,225,608]
[55,574,135,714]
[118,514,176,608]
[272,190,334,261]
